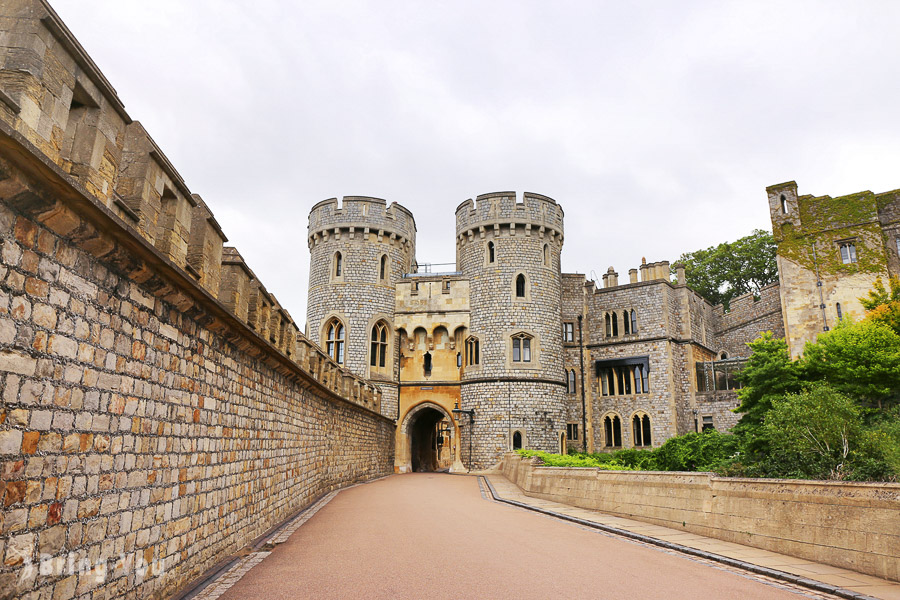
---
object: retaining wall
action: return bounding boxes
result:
[501,453,900,582]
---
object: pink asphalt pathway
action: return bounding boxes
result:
[219,474,818,600]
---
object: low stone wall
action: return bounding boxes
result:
[501,453,900,582]
[0,125,394,599]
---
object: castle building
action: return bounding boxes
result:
[3,0,897,476]
[306,181,900,472]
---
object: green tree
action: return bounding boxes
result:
[860,276,900,335]
[801,319,900,411]
[763,382,894,481]
[733,332,801,447]
[676,229,777,310]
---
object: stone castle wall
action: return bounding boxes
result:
[712,282,784,358]
[0,150,394,599]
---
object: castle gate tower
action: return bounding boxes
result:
[307,197,416,417]
[455,192,567,468]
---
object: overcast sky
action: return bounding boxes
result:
[52,0,900,323]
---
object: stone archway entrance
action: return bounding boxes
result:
[398,402,461,473]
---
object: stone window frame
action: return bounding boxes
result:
[566,422,579,441]
[378,253,389,282]
[511,271,531,302]
[559,431,567,454]
[511,428,526,450]
[837,238,858,264]
[566,369,576,394]
[322,315,347,365]
[542,243,550,267]
[465,335,482,370]
[332,251,344,281]
[562,322,574,342]
[602,412,623,448]
[631,411,652,448]
[702,415,715,431]
[368,318,391,376]
[485,240,496,265]
[505,329,540,370]
[596,357,650,397]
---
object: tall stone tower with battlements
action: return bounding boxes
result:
[455,192,568,468]
[307,196,416,417]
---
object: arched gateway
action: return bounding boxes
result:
[397,402,460,473]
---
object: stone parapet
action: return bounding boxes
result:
[307,196,416,251]
[454,191,564,246]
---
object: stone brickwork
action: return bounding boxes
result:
[713,282,784,358]
[0,151,394,599]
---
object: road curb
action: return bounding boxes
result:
[479,476,876,600]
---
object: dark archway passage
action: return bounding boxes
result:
[410,407,445,472]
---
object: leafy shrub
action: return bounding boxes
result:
[652,430,740,472]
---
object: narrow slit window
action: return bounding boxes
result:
[334,252,343,277]
[612,313,618,337]
[515,274,526,298]
[379,255,387,280]
[567,370,576,394]
[630,309,637,333]
[780,194,787,214]
[488,241,495,263]
[543,244,549,266]
[623,310,630,334]
[633,415,643,446]
[642,415,652,446]
[836,302,843,321]
[605,313,611,337]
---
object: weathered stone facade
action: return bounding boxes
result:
[768,181,900,357]
[0,3,394,598]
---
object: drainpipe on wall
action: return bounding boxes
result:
[578,315,587,453]
[812,245,829,332]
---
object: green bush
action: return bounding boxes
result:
[516,450,636,470]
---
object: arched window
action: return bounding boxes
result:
[370,322,388,368]
[325,318,345,364]
[515,274,526,298]
[604,415,622,447]
[633,365,642,394]
[543,244,549,266]
[836,302,843,321]
[630,309,637,333]
[567,369,576,394]
[512,430,523,450]
[379,255,387,280]
[465,336,480,366]
[423,351,432,374]
[611,312,618,337]
[780,194,787,214]
[633,414,652,447]
[333,252,342,278]
[512,333,532,362]
[623,310,630,334]
[605,313,611,337]
[487,241,495,263]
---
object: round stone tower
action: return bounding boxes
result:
[307,196,416,418]
[455,191,566,468]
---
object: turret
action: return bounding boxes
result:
[306,196,416,417]
[454,191,566,467]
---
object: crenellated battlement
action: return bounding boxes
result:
[454,191,564,246]
[308,195,416,249]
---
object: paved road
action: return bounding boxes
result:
[220,474,821,600]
